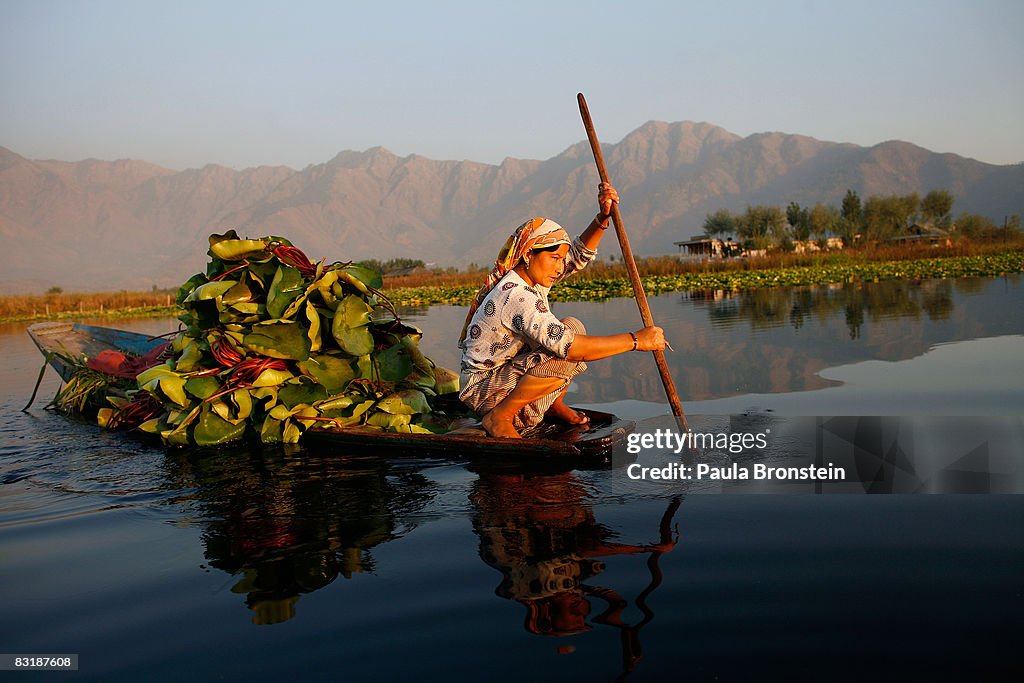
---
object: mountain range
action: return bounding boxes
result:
[2,121,1021,293]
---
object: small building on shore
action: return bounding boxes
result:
[890,223,953,247]
[673,235,740,259]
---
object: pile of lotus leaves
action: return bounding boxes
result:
[97,231,460,447]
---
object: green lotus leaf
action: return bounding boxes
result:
[283,420,303,443]
[210,399,237,423]
[153,375,189,408]
[176,273,208,306]
[351,400,375,420]
[136,363,175,387]
[366,411,412,429]
[354,354,374,380]
[432,366,460,395]
[376,342,414,383]
[267,265,306,319]
[209,238,268,262]
[315,395,353,414]
[297,354,356,394]
[251,367,294,387]
[312,270,338,306]
[192,407,247,446]
[331,295,375,355]
[230,302,260,315]
[316,411,363,428]
[304,300,322,352]
[163,426,191,447]
[375,389,430,415]
[403,368,437,392]
[185,375,222,400]
[392,423,436,434]
[231,389,253,420]
[251,386,279,405]
[340,263,383,290]
[341,294,372,326]
[400,335,433,374]
[174,338,204,373]
[96,407,114,429]
[245,259,278,289]
[279,379,328,409]
[293,405,319,429]
[185,280,238,303]
[335,270,371,296]
[243,321,311,360]
[223,281,253,305]
[137,418,163,434]
[269,403,298,420]
[260,417,283,444]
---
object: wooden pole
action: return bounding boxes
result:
[578,93,686,423]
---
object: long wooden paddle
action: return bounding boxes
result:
[577,93,687,425]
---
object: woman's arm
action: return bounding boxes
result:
[565,326,666,362]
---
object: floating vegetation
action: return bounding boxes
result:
[383,251,1024,306]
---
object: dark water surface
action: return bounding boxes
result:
[1,277,1022,681]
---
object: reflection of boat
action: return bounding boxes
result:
[163,445,436,625]
[27,322,633,459]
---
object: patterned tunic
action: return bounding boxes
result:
[459,238,597,394]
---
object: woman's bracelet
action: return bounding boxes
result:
[593,212,611,229]
[629,332,638,351]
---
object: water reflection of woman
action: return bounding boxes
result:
[469,467,678,646]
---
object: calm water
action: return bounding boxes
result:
[1,277,1022,681]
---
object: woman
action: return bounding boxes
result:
[458,183,666,438]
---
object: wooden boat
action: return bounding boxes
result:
[27,322,634,460]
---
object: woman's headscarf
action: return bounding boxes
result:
[459,217,570,343]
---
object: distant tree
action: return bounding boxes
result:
[955,213,998,239]
[1009,214,1022,234]
[809,203,840,243]
[357,257,426,275]
[840,189,862,226]
[737,205,786,249]
[382,257,426,273]
[786,202,811,242]
[920,189,954,228]
[862,194,918,240]
[703,208,737,238]
[46,286,63,295]
[839,189,863,244]
[902,192,921,226]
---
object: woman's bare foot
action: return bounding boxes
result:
[481,410,521,438]
[546,396,590,425]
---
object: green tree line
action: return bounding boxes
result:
[703,189,1019,250]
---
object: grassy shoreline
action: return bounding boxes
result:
[4,246,1023,324]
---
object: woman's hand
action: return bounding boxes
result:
[598,182,619,219]
[634,326,666,352]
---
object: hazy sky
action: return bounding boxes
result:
[2,0,1022,170]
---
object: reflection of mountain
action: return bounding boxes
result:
[568,276,1023,404]
[163,447,436,625]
